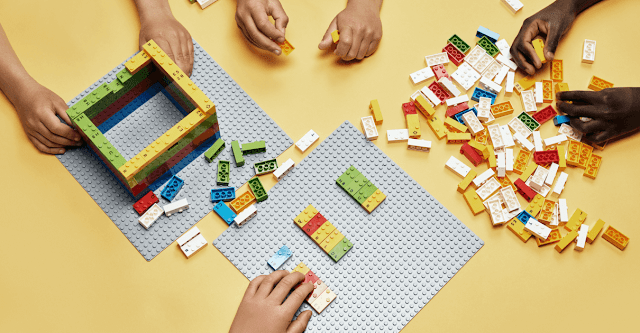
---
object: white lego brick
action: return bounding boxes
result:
[482,60,502,80]
[462,111,484,135]
[473,168,495,187]
[483,191,505,209]
[180,234,208,258]
[296,129,319,152]
[485,111,496,124]
[545,163,559,186]
[544,134,568,147]
[500,125,515,148]
[501,186,520,212]
[476,177,501,201]
[526,177,551,197]
[163,198,189,217]
[439,77,461,97]
[479,76,502,94]
[476,97,492,121]
[177,226,201,247]
[273,158,295,181]
[421,86,442,105]
[525,218,551,240]
[532,131,543,151]
[535,82,544,104]
[138,203,164,230]
[410,67,435,84]
[465,45,487,68]
[502,0,524,13]
[425,52,449,67]
[445,94,469,106]
[520,90,537,112]
[408,139,431,152]
[473,53,495,73]
[582,39,596,64]
[387,129,409,142]
[529,166,549,191]
[553,172,569,195]
[495,39,512,58]
[451,62,481,91]
[575,224,589,251]
[496,53,517,71]
[505,148,514,172]
[487,124,504,150]
[503,207,522,222]
[487,199,506,226]
[508,117,532,139]
[513,132,535,151]
[197,0,217,9]
[410,90,426,102]
[505,71,515,93]
[493,65,510,85]
[445,156,471,178]
[361,116,378,141]
[496,151,506,177]
[558,123,582,141]
[234,204,257,226]
[309,288,337,313]
[550,204,559,226]
[558,198,569,222]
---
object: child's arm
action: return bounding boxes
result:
[134,0,194,76]
[557,88,640,143]
[318,0,383,61]
[0,24,81,155]
[229,271,315,333]
[510,0,603,75]
[235,0,288,55]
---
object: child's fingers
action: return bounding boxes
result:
[41,113,80,146]
[269,0,289,35]
[557,90,601,105]
[512,51,536,76]
[365,39,380,57]
[251,8,284,44]
[286,310,313,333]
[344,29,364,61]
[269,272,305,303]
[283,281,314,312]
[569,117,607,134]
[255,270,289,298]
[243,13,282,54]
[245,275,267,298]
[176,37,193,77]
[31,129,66,149]
[318,18,338,50]
[335,26,353,58]
[585,130,614,144]
[186,37,194,77]
[356,34,372,60]
[53,98,82,142]
[29,136,64,155]
[544,23,562,61]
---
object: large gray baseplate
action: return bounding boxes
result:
[214,121,484,332]
[57,40,293,261]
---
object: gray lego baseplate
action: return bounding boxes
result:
[56,40,293,261]
[213,121,484,332]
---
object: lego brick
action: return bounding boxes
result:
[473,168,495,187]
[242,141,266,155]
[553,115,571,127]
[406,114,421,139]
[555,82,570,94]
[602,226,629,250]
[424,52,449,67]
[248,177,268,202]
[160,175,184,201]
[496,53,517,71]
[582,39,596,64]
[343,172,369,197]
[446,132,472,144]
[275,38,294,55]
[448,34,471,53]
[532,39,546,63]
[514,178,536,202]
[553,172,568,196]
[550,59,563,81]
[267,245,293,270]
[536,229,562,247]
[291,262,310,275]
[453,107,478,125]
[328,237,353,262]
[138,203,164,229]
[533,150,559,165]
[476,97,492,121]
[296,129,319,152]
[555,230,579,253]
[495,39,511,58]
[577,143,594,169]
[487,198,506,226]
[451,62,481,91]
[517,112,540,132]
[402,102,417,116]
[501,186,520,212]
[529,166,549,191]
[331,30,340,43]
[476,128,489,145]
[432,64,451,81]
[273,158,295,181]
[302,213,328,236]
[544,134,567,147]
[477,26,499,43]
[558,123,582,141]
[210,187,235,202]
[545,163,559,186]
[479,76,502,94]
[229,191,256,215]
[525,218,551,239]
[516,210,534,225]
[446,156,473,178]
[505,148,514,172]
[499,125,515,148]
[501,0,523,13]
[133,191,159,215]
[163,198,189,216]
[471,87,497,104]
[410,67,435,84]
[458,169,477,193]
[537,199,555,223]
[477,36,500,57]
[513,150,531,175]
[505,71,515,93]
[533,131,543,151]
[532,105,556,124]
[566,140,582,167]
[472,53,495,73]
[542,80,554,103]
[461,143,483,167]
[414,95,436,119]
[204,138,225,163]
[309,220,336,244]
[587,219,606,244]
[513,133,534,152]
[443,42,466,66]
[387,129,410,142]
[487,124,504,149]
[526,178,551,197]
[565,208,587,232]
[439,77,461,97]
[217,160,230,186]
[336,165,362,189]
[463,189,486,215]
[197,0,217,9]
[293,204,318,228]
[361,189,386,213]
[428,81,452,103]
[507,217,532,242]
[213,201,237,225]
[354,181,379,205]
[369,100,383,124]
[124,50,152,74]
[520,90,538,113]
[407,139,431,152]
[234,204,257,226]
[476,177,501,201]
[491,101,514,118]
[444,117,469,133]
[525,194,544,217]
[320,229,346,253]
[575,224,589,251]
[514,76,536,94]
[309,288,337,314]
[230,140,245,166]
[558,198,569,222]
[254,158,278,176]
[558,146,566,170]
[482,61,503,82]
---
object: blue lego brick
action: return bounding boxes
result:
[267,245,293,270]
[213,201,237,225]
[553,115,571,126]
[471,87,497,104]
[97,82,164,133]
[453,107,478,125]
[516,210,534,225]
[476,26,499,43]
[211,187,236,202]
[161,175,184,201]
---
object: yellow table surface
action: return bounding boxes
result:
[1,1,639,332]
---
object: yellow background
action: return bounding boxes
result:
[1,0,639,332]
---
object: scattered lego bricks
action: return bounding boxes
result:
[293,205,354,262]
[336,166,386,213]
[291,262,337,313]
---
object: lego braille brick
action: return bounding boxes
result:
[296,129,320,152]
[507,217,532,243]
[532,39,546,63]
[267,245,293,270]
[138,203,164,229]
[369,100,384,124]
[56,40,293,261]
[133,191,159,215]
[213,122,483,332]
[555,230,578,253]
[276,39,295,55]
[536,229,561,247]
[213,201,237,225]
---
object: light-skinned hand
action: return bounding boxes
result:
[235,0,289,55]
[138,11,194,76]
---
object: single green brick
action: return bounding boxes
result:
[248,177,268,202]
[116,67,134,84]
[94,139,127,169]
[242,141,266,155]
[477,36,500,57]
[353,181,378,204]
[344,173,368,197]
[517,112,541,132]
[328,237,353,262]
[231,140,245,167]
[336,166,361,189]
[205,138,226,163]
[217,160,230,186]
[254,159,278,176]
[448,34,470,53]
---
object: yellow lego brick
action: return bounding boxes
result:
[555,82,570,94]
[566,140,581,167]
[536,228,562,247]
[532,39,547,63]
[320,229,345,253]
[414,95,435,119]
[426,115,447,140]
[583,154,602,179]
[331,30,340,43]
[468,140,488,159]
[486,144,496,168]
[458,170,477,194]
[577,143,593,169]
[490,101,514,118]
[444,117,468,133]
[513,150,531,175]
[525,194,545,217]
[588,76,614,91]
[555,230,578,253]
[475,128,488,145]
[463,189,485,215]
[542,80,553,103]
[362,189,386,213]
[277,38,295,55]
[496,176,515,191]
[519,162,538,182]
[538,199,556,223]
[231,190,257,214]
[446,132,472,144]
[551,59,563,82]
[124,49,152,74]
[369,99,383,124]
[514,76,536,94]
[564,208,587,232]
[406,114,421,138]
[293,204,318,228]
[310,221,336,244]
[602,225,629,250]
[291,262,310,275]
[586,219,605,244]
[507,217,532,243]
[558,146,566,170]
[143,40,215,115]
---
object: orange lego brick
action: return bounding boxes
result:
[231,190,257,214]
[558,146,566,170]
[475,127,488,145]
[577,143,593,169]
[538,200,556,223]
[536,228,562,247]
[532,39,546,63]
[588,76,614,91]
[446,132,472,144]
[555,230,579,252]
[486,144,496,168]
[583,154,602,179]
[566,140,582,167]
[525,194,545,217]
[491,101,514,118]
[519,162,538,182]
[276,39,295,55]
[369,99,383,124]
[586,219,605,244]
[513,150,531,175]
[555,82,570,94]
[565,208,587,232]
[602,226,629,250]
[426,115,447,140]
[514,76,536,95]
[542,80,553,103]
[551,59,563,82]
[458,169,478,194]
[463,189,486,215]
[507,217,532,243]
[444,117,468,133]
[496,175,516,191]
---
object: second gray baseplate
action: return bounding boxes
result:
[57,40,292,261]
[214,121,484,332]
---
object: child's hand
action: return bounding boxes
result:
[138,12,194,76]
[557,88,640,143]
[14,81,81,154]
[510,0,576,75]
[319,0,383,61]
[235,0,289,55]
[229,271,314,333]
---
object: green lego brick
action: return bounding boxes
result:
[477,36,500,57]
[231,140,245,166]
[248,177,268,202]
[328,237,353,262]
[336,166,361,189]
[74,114,126,169]
[217,160,230,186]
[517,112,541,132]
[344,173,368,197]
[254,158,278,176]
[448,34,470,53]
[94,139,127,169]
[204,138,225,163]
[353,181,378,205]
[242,141,266,155]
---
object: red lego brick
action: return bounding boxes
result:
[304,270,320,284]
[402,102,417,116]
[431,64,450,81]
[532,105,557,124]
[133,191,159,215]
[302,213,326,236]
[533,150,560,165]
[514,179,536,202]
[443,42,465,66]
[445,102,469,118]
[428,81,452,102]
[460,143,483,166]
